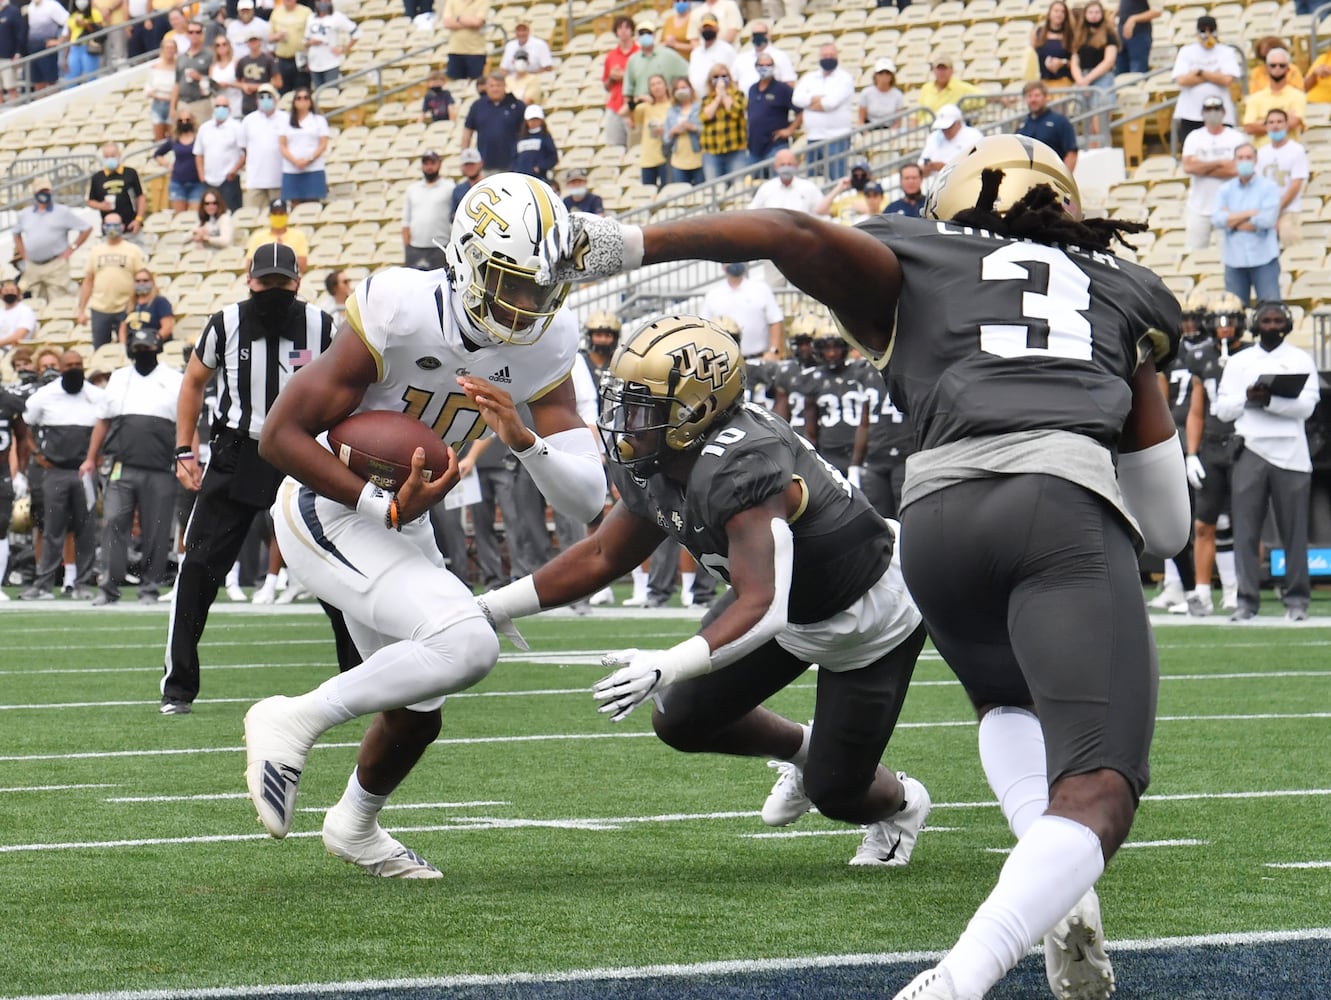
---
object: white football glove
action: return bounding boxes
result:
[12,472,28,499]
[474,593,530,652]
[592,636,712,723]
[847,465,862,488]
[535,213,644,287]
[1184,453,1206,491]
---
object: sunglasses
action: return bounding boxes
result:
[1267,62,1289,67]
[187,28,202,34]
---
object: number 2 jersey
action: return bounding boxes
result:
[608,403,891,624]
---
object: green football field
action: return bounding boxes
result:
[0,597,1328,998]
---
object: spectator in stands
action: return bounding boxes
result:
[1212,143,1282,304]
[748,148,821,212]
[419,68,457,122]
[919,104,981,180]
[227,0,269,52]
[700,63,747,182]
[505,49,544,106]
[1172,16,1240,144]
[304,0,357,89]
[814,158,874,219]
[665,76,704,185]
[279,88,329,204]
[242,83,284,208]
[244,198,309,272]
[441,0,489,82]
[402,149,454,269]
[88,143,146,238]
[1243,47,1306,146]
[1249,36,1303,93]
[209,35,243,109]
[195,94,246,210]
[634,73,673,188]
[624,18,689,112]
[1017,81,1078,171]
[319,269,351,325]
[1181,94,1244,250]
[77,215,145,349]
[561,167,603,215]
[171,19,213,126]
[160,7,189,56]
[793,42,855,181]
[1306,48,1331,103]
[1069,1,1118,106]
[512,105,558,182]
[660,0,693,59]
[701,262,783,360]
[746,51,798,167]
[859,58,904,127]
[119,267,174,347]
[25,0,69,94]
[268,0,310,93]
[155,112,204,212]
[1114,0,1158,74]
[0,0,25,103]
[688,0,742,47]
[450,147,484,214]
[687,12,736,97]
[236,29,281,115]
[63,0,105,83]
[602,15,638,148]
[0,279,38,349]
[884,163,925,216]
[733,21,795,95]
[145,41,179,142]
[461,72,524,172]
[1030,0,1073,88]
[1256,109,1308,247]
[13,178,93,303]
[501,18,552,75]
[916,54,980,115]
[191,186,235,248]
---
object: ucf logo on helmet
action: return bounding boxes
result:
[669,342,732,391]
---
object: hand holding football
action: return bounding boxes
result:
[327,411,454,492]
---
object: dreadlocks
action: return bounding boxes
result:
[952,168,1148,254]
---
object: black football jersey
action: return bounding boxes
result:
[859,362,916,466]
[804,362,866,471]
[743,359,779,411]
[1196,340,1249,439]
[770,359,816,426]
[855,215,1182,451]
[1164,336,1215,429]
[609,404,892,624]
[0,389,23,475]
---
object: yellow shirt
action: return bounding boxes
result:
[1244,86,1307,146]
[68,9,104,42]
[92,0,125,26]
[915,77,982,114]
[443,0,490,56]
[635,100,670,168]
[659,10,691,53]
[1305,53,1331,104]
[1248,63,1303,94]
[246,227,310,261]
[86,240,146,314]
[268,4,311,60]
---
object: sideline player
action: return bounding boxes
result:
[243,173,606,877]
[478,315,932,866]
[534,135,1188,999]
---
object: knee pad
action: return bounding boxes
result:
[417,614,500,692]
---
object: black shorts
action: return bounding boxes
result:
[1193,437,1235,525]
[900,474,1157,799]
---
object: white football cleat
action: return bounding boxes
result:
[251,584,277,605]
[226,583,246,602]
[1221,584,1239,611]
[850,772,931,867]
[761,760,813,826]
[323,802,443,879]
[891,966,962,1000]
[589,586,615,606]
[621,594,648,607]
[275,582,305,605]
[244,696,320,838]
[1045,887,1115,1000]
[1145,582,1184,610]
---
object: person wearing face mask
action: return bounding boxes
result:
[245,199,310,274]
[79,329,184,607]
[745,51,799,168]
[77,214,146,350]
[749,147,822,213]
[660,0,693,57]
[1211,143,1283,305]
[402,150,456,269]
[699,63,747,182]
[154,113,205,212]
[664,77,704,185]
[602,16,638,147]
[1242,46,1307,147]
[450,147,485,213]
[622,17,689,110]
[1181,95,1244,250]
[87,141,146,236]
[19,350,104,601]
[732,21,795,94]
[303,0,357,88]
[791,43,855,180]
[686,12,736,98]
[1069,1,1119,111]
[242,84,286,209]
[1171,16,1240,144]
[500,19,552,74]
[236,30,282,115]
[0,279,37,350]
[62,0,105,82]
[504,49,545,105]
[1255,109,1309,246]
[512,104,559,182]
[686,0,741,47]
[118,269,175,349]
[195,95,248,210]
[15,179,94,303]
[701,260,783,361]
[560,166,604,215]
[1214,302,1320,623]
[418,68,456,123]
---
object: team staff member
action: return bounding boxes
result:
[158,243,335,714]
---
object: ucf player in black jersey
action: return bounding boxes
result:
[479,316,933,867]
[539,134,1189,1000]
[802,323,866,475]
[769,310,819,424]
[852,363,915,518]
[0,384,30,593]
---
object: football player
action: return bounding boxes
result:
[582,309,621,380]
[0,383,30,595]
[243,173,606,878]
[478,316,932,866]
[769,310,820,425]
[533,134,1188,1000]
[801,324,865,475]
[851,363,914,519]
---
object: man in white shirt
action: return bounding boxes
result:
[1213,302,1320,622]
[227,0,271,51]
[402,149,455,270]
[918,104,983,180]
[0,278,38,348]
[687,12,737,96]
[701,262,783,360]
[749,148,822,213]
[500,20,553,74]
[1181,94,1245,249]
[1255,108,1309,246]
[194,95,248,211]
[687,0,743,46]
[792,43,856,180]
[242,84,285,209]
[1171,15,1240,144]
[303,0,358,88]
[732,21,796,94]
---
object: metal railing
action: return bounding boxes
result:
[1315,309,1331,372]
[1310,0,1331,58]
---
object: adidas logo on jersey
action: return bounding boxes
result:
[492,366,512,383]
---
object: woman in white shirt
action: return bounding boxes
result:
[144,41,178,142]
[858,58,904,128]
[279,88,330,205]
[209,36,244,111]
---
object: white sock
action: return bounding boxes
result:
[1216,551,1236,588]
[0,539,9,582]
[63,563,76,587]
[978,707,1047,839]
[681,571,695,596]
[334,767,390,834]
[225,562,241,588]
[631,566,648,600]
[789,721,812,768]
[1161,561,1180,589]
[1194,584,1213,603]
[261,573,279,591]
[940,816,1105,999]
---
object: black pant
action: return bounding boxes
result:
[33,466,97,592]
[100,465,176,600]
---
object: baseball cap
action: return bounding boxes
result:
[933,104,962,129]
[700,12,719,25]
[257,83,278,98]
[250,242,300,280]
[636,16,657,32]
[565,166,587,181]
[246,27,264,40]
[864,182,885,195]
[268,198,290,214]
[460,148,483,164]
[1201,95,1225,110]
[128,328,161,353]
[237,0,255,8]
[851,158,871,174]
[31,176,52,194]
[873,58,897,75]
[422,149,441,161]
[523,104,545,121]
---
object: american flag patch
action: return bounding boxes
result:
[288,348,313,369]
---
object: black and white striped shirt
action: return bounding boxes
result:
[195,299,334,440]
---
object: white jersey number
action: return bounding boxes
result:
[978,243,1093,361]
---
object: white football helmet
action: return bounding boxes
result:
[444,172,572,346]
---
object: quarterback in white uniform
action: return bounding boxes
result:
[245,173,606,878]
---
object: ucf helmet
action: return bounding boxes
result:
[925,134,1082,222]
[787,310,825,358]
[585,310,622,337]
[444,172,571,346]
[10,494,31,534]
[813,323,847,366]
[1209,291,1247,338]
[598,316,746,475]
[1180,289,1212,339]
[711,314,743,344]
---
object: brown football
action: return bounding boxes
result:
[327,411,452,492]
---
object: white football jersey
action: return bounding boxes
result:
[344,266,579,449]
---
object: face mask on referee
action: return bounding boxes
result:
[250,284,299,335]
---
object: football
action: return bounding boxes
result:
[327,411,453,492]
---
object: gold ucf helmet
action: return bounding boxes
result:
[585,310,622,337]
[598,316,745,474]
[813,323,847,365]
[924,134,1082,222]
[10,494,32,534]
[1209,291,1246,337]
[787,309,825,356]
[1180,288,1212,338]
[711,314,743,344]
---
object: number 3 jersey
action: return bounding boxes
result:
[608,403,891,624]
[343,266,580,448]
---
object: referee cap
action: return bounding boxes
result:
[250,242,300,280]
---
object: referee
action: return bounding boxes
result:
[160,243,336,714]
